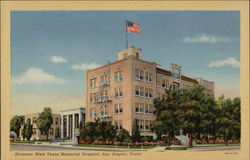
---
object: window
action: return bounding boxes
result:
[162,79,168,88]
[55,118,59,125]
[145,104,154,114]
[90,78,97,88]
[156,77,161,86]
[145,72,153,82]
[115,71,123,82]
[139,103,144,113]
[145,104,149,114]
[144,88,153,98]
[135,103,144,113]
[90,93,97,102]
[32,117,37,124]
[145,88,149,97]
[135,69,144,80]
[135,103,139,113]
[149,89,153,98]
[135,69,140,79]
[90,93,93,102]
[115,104,123,114]
[139,70,144,80]
[100,75,109,86]
[135,86,140,96]
[90,108,97,118]
[157,92,161,100]
[145,121,151,130]
[138,120,144,130]
[115,120,123,130]
[139,87,144,96]
[115,87,123,97]
[173,82,179,92]
[149,105,154,114]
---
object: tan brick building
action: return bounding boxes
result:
[20,113,61,140]
[85,46,214,138]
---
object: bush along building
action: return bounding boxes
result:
[19,113,61,141]
[85,46,215,139]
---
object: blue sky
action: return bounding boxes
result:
[11,11,240,115]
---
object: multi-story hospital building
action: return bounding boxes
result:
[85,46,215,138]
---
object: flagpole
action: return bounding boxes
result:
[125,20,128,50]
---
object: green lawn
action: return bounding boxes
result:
[168,147,186,150]
[75,144,156,149]
[10,140,50,144]
[11,140,35,144]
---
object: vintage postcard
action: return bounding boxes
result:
[1,1,249,160]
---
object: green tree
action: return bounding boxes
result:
[36,107,53,140]
[178,85,204,147]
[198,94,217,142]
[22,123,26,140]
[215,96,240,145]
[117,129,131,142]
[150,120,165,141]
[131,119,141,142]
[80,121,97,142]
[95,120,116,141]
[183,85,217,142]
[103,121,117,141]
[232,98,241,140]
[80,119,116,142]
[152,87,181,147]
[10,115,24,137]
[24,119,33,141]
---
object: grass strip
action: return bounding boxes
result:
[11,141,35,144]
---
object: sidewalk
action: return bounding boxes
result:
[11,143,148,151]
[187,145,240,151]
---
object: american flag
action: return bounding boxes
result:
[127,21,141,34]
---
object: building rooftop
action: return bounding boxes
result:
[60,107,85,112]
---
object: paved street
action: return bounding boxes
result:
[11,144,145,152]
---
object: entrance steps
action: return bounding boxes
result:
[175,135,189,147]
[175,135,196,147]
[50,138,76,145]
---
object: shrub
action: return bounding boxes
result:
[209,140,215,144]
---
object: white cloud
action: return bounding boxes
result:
[51,56,68,63]
[71,63,101,71]
[12,67,67,84]
[208,57,240,68]
[182,33,235,43]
